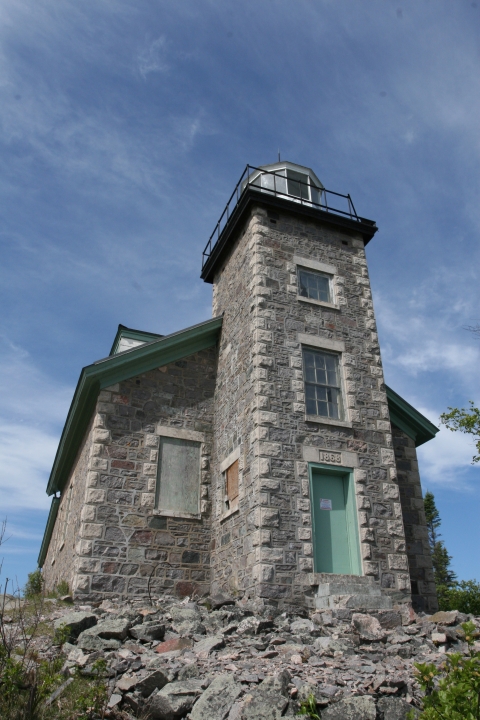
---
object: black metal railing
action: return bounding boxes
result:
[202,164,360,269]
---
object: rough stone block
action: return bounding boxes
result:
[81,523,103,539]
[190,674,242,720]
[388,554,409,571]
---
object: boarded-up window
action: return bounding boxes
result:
[226,460,239,503]
[156,437,201,515]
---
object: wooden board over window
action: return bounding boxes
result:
[226,459,239,501]
[156,437,201,515]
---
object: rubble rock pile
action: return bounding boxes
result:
[33,595,480,718]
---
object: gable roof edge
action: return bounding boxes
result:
[46,316,223,496]
[386,385,439,447]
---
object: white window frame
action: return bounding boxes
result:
[293,256,339,310]
[298,334,352,428]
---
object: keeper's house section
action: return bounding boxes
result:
[39,161,439,612]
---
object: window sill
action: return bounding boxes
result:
[298,296,339,310]
[153,509,202,520]
[220,505,239,523]
[305,415,353,429]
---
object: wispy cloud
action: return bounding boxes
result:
[138,36,169,78]
[0,337,71,511]
[376,280,480,389]
[417,411,479,491]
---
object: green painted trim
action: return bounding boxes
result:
[109,325,163,356]
[38,497,60,568]
[46,316,223,496]
[386,385,439,447]
[308,463,361,576]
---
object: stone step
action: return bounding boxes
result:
[308,573,377,587]
[316,581,383,598]
[315,593,393,610]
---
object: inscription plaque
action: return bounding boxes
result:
[318,450,342,464]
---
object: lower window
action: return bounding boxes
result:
[155,436,201,515]
[303,348,343,419]
[225,459,239,510]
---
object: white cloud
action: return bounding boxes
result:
[138,36,169,78]
[375,285,480,391]
[0,423,58,511]
[417,418,478,491]
[0,336,71,427]
[0,337,71,511]
[394,341,478,375]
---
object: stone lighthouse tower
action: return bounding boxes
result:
[203,161,417,610]
[40,160,438,613]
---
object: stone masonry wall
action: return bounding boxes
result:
[43,416,95,593]
[211,203,412,609]
[210,214,258,597]
[46,348,217,601]
[393,425,438,613]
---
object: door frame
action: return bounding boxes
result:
[308,462,362,576]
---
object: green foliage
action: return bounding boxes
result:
[410,622,480,720]
[440,401,480,464]
[53,622,71,647]
[438,580,480,615]
[24,570,44,599]
[55,580,69,597]
[424,491,456,590]
[0,649,63,720]
[73,659,108,720]
[297,693,321,719]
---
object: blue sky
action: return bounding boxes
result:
[1,0,479,590]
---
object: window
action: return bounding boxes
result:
[156,436,201,516]
[225,460,239,509]
[253,167,321,205]
[298,268,332,303]
[286,169,310,200]
[303,349,342,420]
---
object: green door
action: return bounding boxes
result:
[311,469,360,574]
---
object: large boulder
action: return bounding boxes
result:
[169,606,205,636]
[130,622,165,642]
[377,697,419,720]
[155,636,193,654]
[210,593,236,610]
[429,610,458,626]
[240,671,291,720]
[88,616,132,640]
[352,613,388,642]
[237,617,274,635]
[77,616,132,650]
[290,619,315,635]
[194,635,225,657]
[148,679,205,720]
[54,611,97,640]
[76,633,120,651]
[190,674,242,720]
[322,696,376,720]
[135,669,170,697]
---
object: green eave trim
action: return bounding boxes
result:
[386,385,439,447]
[109,325,163,356]
[38,497,60,568]
[46,316,223,496]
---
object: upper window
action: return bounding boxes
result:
[250,165,322,205]
[298,268,332,303]
[155,436,201,516]
[303,349,342,420]
[286,170,310,200]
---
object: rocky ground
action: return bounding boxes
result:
[6,592,480,719]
